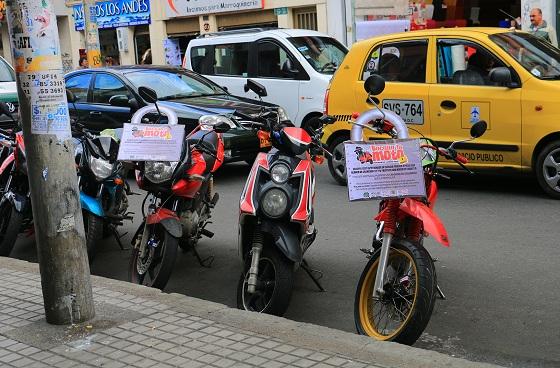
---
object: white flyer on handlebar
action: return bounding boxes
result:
[117,123,185,162]
[344,139,426,201]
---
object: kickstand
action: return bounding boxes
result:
[112,227,129,250]
[192,246,214,268]
[436,284,446,300]
[301,259,326,292]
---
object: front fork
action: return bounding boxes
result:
[373,199,400,298]
[247,226,263,294]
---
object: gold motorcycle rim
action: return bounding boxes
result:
[358,248,419,340]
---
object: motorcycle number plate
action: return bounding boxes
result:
[258,131,272,148]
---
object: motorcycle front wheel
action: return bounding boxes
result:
[354,238,436,345]
[83,211,103,263]
[129,223,178,290]
[237,246,293,317]
[0,201,23,257]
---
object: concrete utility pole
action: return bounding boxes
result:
[83,0,102,68]
[5,0,94,324]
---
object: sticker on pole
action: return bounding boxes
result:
[117,123,185,162]
[344,139,426,201]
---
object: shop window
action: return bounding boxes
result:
[257,41,293,78]
[93,74,131,104]
[437,39,506,86]
[66,73,92,102]
[362,40,428,83]
[214,43,249,77]
[294,7,318,31]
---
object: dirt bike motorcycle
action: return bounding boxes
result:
[352,75,487,345]
[237,79,335,316]
[0,103,32,257]
[129,86,230,290]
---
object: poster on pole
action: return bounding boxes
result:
[163,38,182,66]
[117,123,185,162]
[344,139,426,201]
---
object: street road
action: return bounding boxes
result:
[11,163,560,368]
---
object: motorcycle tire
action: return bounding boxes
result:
[129,224,178,290]
[83,212,103,263]
[354,238,436,345]
[0,202,23,257]
[236,246,293,317]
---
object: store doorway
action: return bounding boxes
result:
[135,26,152,64]
[99,29,120,65]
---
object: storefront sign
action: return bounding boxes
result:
[344,139,425,201]
[117,124,185,162]
[165,0,263,18]
[274,7,288,15]
[73,0,151,31]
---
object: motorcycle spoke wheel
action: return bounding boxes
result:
[360,249,418,340]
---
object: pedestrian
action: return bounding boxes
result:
[79,56,88,69]
[529,8,558,47]
[104,56,114,66]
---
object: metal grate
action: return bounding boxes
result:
[294,7,318,31]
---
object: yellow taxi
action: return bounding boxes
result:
[323,27,560,198]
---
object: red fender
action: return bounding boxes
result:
[0,153,14,175]
[147,207,179,225]
[399,198,450,246]
[427,180,438,208]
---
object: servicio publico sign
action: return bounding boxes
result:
[73,0,151,31]
[117,124,185,162]
[344,139,426,201]
[165,0,263,18]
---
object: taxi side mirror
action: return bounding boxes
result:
[489,67,519,88]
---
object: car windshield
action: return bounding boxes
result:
[125,70,226,100]
[490,32,560,79]
[0,58,15,82]
[288,36,347,74]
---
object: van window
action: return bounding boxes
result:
[362,40,428,83]
[214,43,249,77]
[257,41,294,78]
[289,36,347,74]
[190,46,214,75]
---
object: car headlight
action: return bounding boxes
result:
[145,161,178,183]
[199,115,236,130]
[261,188,289,218]
[270,163,290,184]
[89,156,114,180]
[277,107,290,122]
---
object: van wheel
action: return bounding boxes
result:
[328,135,348,185]
[535,140,560,199]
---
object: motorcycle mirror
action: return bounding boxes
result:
[66,89,78,103]
[0,102,11,117]
[244,79,267,97]
[213,121,231,133]
[470,120,487,138]
[364,74,386,95]
[138,86,158,103]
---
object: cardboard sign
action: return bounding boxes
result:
[117,123,185,162]
[345,139,426,201]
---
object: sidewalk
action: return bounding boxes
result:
[0,257,500,368]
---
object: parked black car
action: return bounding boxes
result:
[65,66,290,163]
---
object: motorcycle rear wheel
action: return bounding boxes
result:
[0,202,23,257]
[83,212,103,263]
[237,246,293,316]
[354,238,435,345]
[129,224,178,290]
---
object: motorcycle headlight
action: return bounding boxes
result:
[277,107,290,122]
[261,188,289,218]
[89,156,114,180]
[145,161,178,183]
[199,115,236,130]
[270,163,290,184]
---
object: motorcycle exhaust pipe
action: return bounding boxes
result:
[247,229,263,294]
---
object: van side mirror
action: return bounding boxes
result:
[244,79,267,97]
[364,74,386,95]
[281,59,299,77]
[489,67,515,87]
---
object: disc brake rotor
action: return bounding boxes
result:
[136,246,155,275]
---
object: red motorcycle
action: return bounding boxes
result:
[129,87,230,290]
[237,80,335,316]
[352,75,487,344]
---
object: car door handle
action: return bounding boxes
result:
[89,111,102,116]
[440,100,456,110]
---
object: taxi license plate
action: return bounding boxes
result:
[382,99,424,125]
